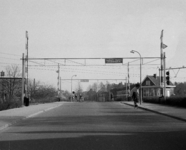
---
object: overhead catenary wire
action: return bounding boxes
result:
[27,63,128,75]
[0,51,22,57]
[28,67,141,77]
[28,67,129,76]
[0,62,21,66]
[26,59,161,78]
[1,52,186,84]
[28,57,160,60]
[0,57,20,61]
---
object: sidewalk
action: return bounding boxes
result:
[123,101,186,122]
[0,102,64,131]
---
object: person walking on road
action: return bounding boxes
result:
[130,83,140,108]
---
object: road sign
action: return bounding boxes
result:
[80,79,89,82]
[105,58,123,63]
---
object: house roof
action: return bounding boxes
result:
[148,76,161,86]
[142,75,175,87]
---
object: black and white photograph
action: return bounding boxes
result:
[0,0,186,149]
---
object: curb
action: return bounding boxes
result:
[123,102,186,122]
[0,103,63,131]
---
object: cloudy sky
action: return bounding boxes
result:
[1,0,186,91]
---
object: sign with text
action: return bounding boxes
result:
[105,58,123,63]
[80,79,89,82]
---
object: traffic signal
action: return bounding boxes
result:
[166,71,170,85]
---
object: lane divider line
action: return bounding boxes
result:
[26,110,44,119]
[0,103,64,131]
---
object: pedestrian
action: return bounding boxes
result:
[130,83,140,108]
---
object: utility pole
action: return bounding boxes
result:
[25,31,29,97]
[160,30,164,96]
[163,52,166,100]
[160,30,168,97]
[128,62,130,94]
[126,77,127,100]
[21,53,25,106]
[60,77,61,95]
[33,78,35,98]
[57,64,60,97]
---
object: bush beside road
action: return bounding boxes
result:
[123,101,186,122]
[143,96,186,108]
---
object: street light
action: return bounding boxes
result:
[71,75,77,101]
[130,50,142,104]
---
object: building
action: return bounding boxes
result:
[110,86,133,101]
[142,74,175,98]
[97,91,109,102]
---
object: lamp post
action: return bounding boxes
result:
[71,75,77,102]
[130,50,142,104]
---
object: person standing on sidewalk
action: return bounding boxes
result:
[130,83,140,108]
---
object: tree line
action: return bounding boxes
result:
[77,81,186,101]
[174,82,186,96]
[0,65,57,110]
[1,64,186,110]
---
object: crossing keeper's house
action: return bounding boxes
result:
[142,74,175,98]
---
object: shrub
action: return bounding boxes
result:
[0,100,22,111]
[143,96,186,108]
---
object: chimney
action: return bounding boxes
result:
[153,74,157,79]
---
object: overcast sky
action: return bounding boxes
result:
[1,0,186,91]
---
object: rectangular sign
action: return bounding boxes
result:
[105,58,123,63]
[80,79,89,82]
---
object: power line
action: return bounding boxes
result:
[28,64,127,74]
[0,57,20,61]
[28,67,141,77]
[0,62,21,65]
[166,66,186,70]
[28,57,160,60]
[61,79,127,81]
[28,67,127,76]
[0,52,21,57]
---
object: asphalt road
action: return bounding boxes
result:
[0,102,186,150]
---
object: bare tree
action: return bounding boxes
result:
[87,84,92,91]
[106,81,111,92]
[2,65,22,102]
[6,65,21,77]
[75,82,83,94]
[92,82,99,92]
[99,82,106,92]
[28,79,41,101]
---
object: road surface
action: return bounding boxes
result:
[0,102,186,150]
